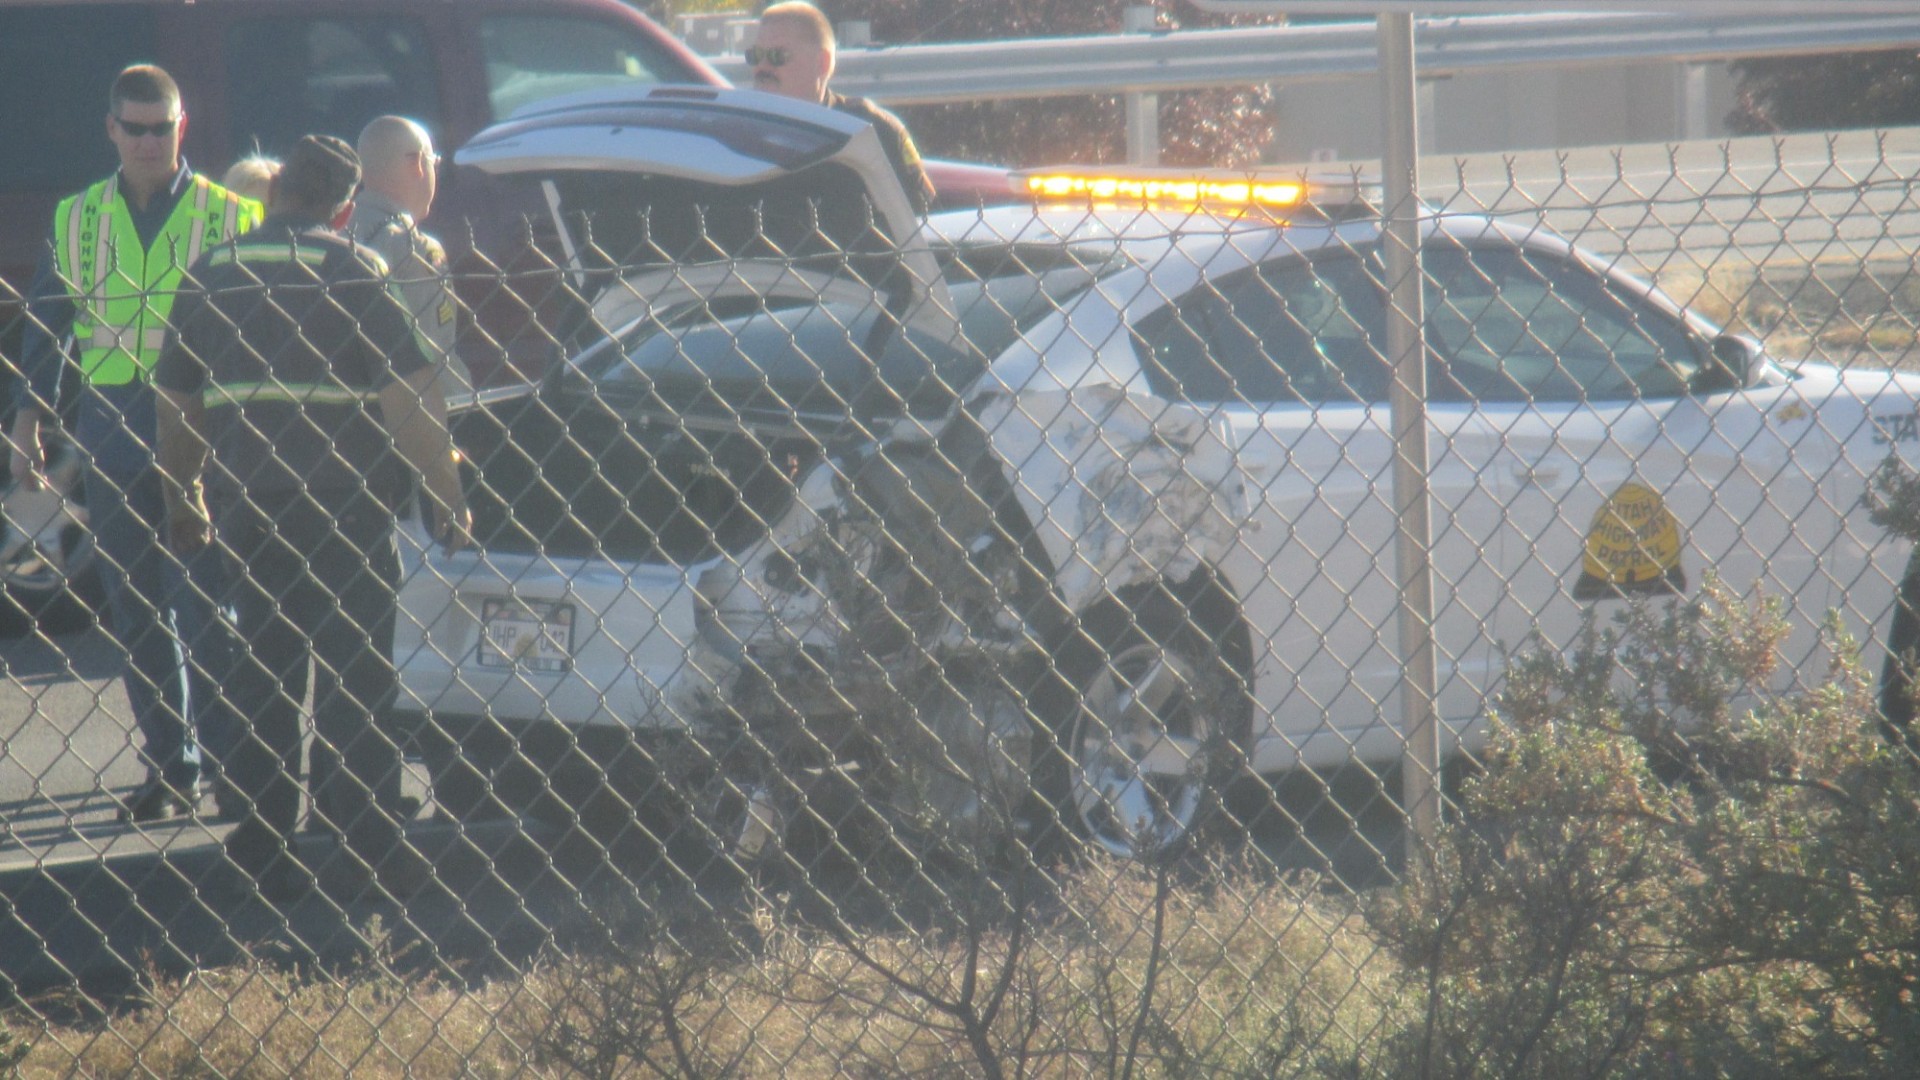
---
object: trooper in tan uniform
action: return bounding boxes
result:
[325,116,466,830]
[346,116,469,394]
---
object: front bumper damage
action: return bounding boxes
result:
[658,388,1250,835]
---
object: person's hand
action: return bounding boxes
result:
[167,494,213,556]
[432,500,473,554]
[8,412,46,492]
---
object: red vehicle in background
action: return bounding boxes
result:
[0,0,724,319]
[0,0,1010,628]
[1,0,1009,389]
[0,0,723,625]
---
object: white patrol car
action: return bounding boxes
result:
[391,101,1920,861]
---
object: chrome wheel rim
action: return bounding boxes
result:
[1071,639,1215,858]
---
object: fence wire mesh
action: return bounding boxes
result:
[3,131,1920,1077]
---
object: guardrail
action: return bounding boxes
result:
[708,11,1920,105]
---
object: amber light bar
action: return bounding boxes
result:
[1019,171,1307,209]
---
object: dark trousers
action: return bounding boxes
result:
[87,463,240,790]
[217,493,406,876]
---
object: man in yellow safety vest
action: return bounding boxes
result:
[7,64,261,822]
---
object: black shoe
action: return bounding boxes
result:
[117,778,199,824]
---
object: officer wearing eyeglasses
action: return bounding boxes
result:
[8,64,260,824]
[749,1,935,214]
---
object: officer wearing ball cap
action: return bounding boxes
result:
[154,133,470,903]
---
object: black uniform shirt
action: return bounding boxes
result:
[154,212,431,508]
[827,92,935,215]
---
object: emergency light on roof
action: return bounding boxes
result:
[1015,168,1380,217]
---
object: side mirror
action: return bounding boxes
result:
[1698,333,1761,393]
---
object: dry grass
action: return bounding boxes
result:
[0,865,1399,1079]
[4,959,549,1078]
[1657,258,1920,369]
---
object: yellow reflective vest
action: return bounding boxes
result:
[51,173,263,387]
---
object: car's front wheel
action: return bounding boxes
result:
[1042,581,1253,861]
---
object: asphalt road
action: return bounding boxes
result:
[0,627,661,1002]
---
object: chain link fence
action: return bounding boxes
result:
[3,132,1920,1076]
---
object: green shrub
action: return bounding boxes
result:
[1369,578,1920,1079]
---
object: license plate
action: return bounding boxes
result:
[476,598,575,672]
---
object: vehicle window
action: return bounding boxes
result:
[0,5,156,193]
[227,17,441,156]
[1424,246,1701,402]
[951,266,1105,357]
[1135,254,1388,405]
[592,302,983,422]
[938,241,1120,358]
[482,15,683,120]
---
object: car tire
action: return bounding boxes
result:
[0,466,102,637]
[1037,579,1254,861]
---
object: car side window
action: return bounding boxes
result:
[481,15,683,121]
[1133,254,1389,405]
[227,17,442,156]
[1424,246,1702,402]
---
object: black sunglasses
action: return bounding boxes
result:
[745,46,788,67]
[115,116,179,138]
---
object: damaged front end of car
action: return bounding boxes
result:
[671,377,1254,864]
[672,412,1053,860]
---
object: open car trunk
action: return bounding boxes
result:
[451,388,823,565]
[455,85,959,358]
[445,85,968,563]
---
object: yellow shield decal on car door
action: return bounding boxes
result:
[1574,481,1687,600]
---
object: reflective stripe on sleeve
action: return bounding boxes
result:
[202,381,382,408]
[204,245,328,268]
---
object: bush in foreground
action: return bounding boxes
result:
[1370,578,1920,1079]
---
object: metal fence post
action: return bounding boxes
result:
[1125,6,1161,166]
[1378,12,1441,856]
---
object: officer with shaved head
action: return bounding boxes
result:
[347,116,469,393]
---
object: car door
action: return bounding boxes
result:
[1132,248,1512,770]
[1433,242,1834,682]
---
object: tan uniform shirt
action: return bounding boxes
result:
[345,189,471,394]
